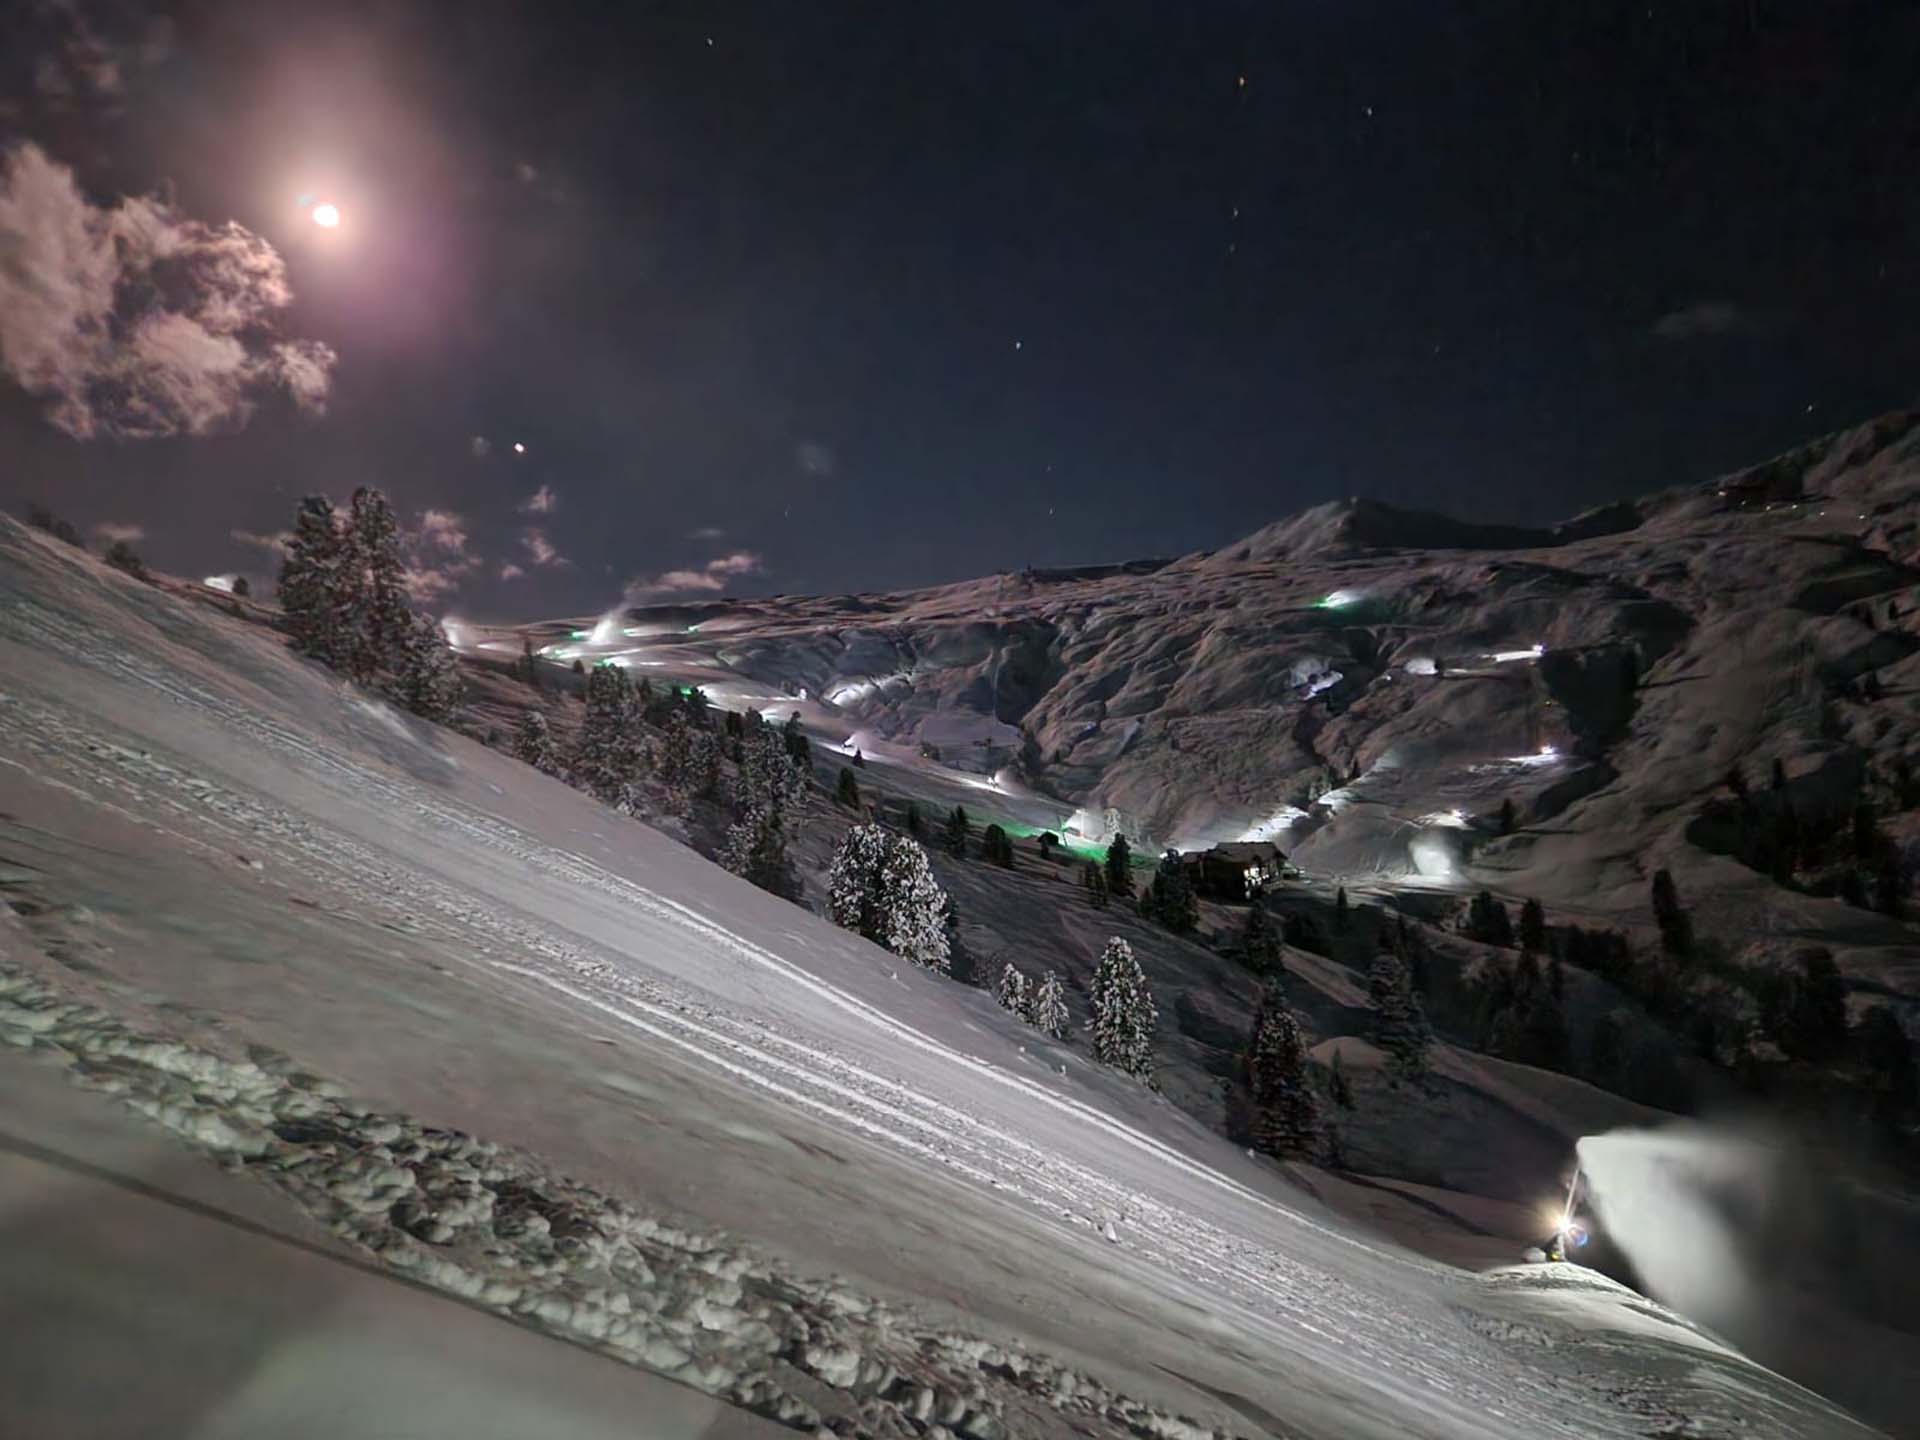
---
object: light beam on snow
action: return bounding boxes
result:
[1238,806,1309,842]
[202,574,236,593]
[1316,589,1363,609]
[1417,809,1470,829]
[1408,831,1457,878]
[1487,643,1546,664]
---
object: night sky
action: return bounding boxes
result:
[2,1,1916,614]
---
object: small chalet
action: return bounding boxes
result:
[1183,842,1287,902]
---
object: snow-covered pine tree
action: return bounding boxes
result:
[659,708,720,814]
[339,487,411,684]
[827,824,893,941]
[1030,971,1070,1039]
[825,825,951,972]
[1090,936,1156,1081]
[719,801,799,900]
[1367,951,1432,1084]
[513,708,561,774]
[877,834,951,972]
[996,962,1030,1016]
[573,664,641,807]
[391,612,465,721]
[1243,988,1319,1157]
[731,726,808,819]
[278,495,348,664]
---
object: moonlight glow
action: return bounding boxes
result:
[311,202,341,229]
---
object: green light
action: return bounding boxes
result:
[570,629,590,639]
[1002,821,1107,861]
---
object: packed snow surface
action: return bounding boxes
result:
[0,516,1887,1438]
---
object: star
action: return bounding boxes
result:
[513,441,527,454]
[1013,339,1023,350]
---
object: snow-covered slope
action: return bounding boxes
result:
[0,525,1887,1434]
[493,411,1920,994]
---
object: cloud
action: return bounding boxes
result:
[521,528,565,567]
[396,509,480,600]
[92,520,143,543]
[498,562,525,581]
[706,550,761,576]
[0,142,336,439]
[688,525,725,541]
[230,527,292,556]
[628,550,764,596]
[1651,301,1757,341]
[518,483,557,515]
[401,567,464,603]
[30,4,172,108]
[416,508,469,553]
[470,434,492,459]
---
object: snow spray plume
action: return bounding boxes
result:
[1579,1124,1920,1434]
[1576,1126,1769,1342]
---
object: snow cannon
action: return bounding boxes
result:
[1532,1166,1592,1264]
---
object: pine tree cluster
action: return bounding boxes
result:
[1479,948,1570,1071]
[993,962,1070,1039]
[658,707,721,815]
[1463,890,1515,948]
[718,721,807,900]
[277,487,465,721]
[826,824,951,972]
[573,664,647,809]
[1367,951,1432,1084]
[512,708,562,776]
[1141,849,1198,933]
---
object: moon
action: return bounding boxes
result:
[311,202,341,229]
